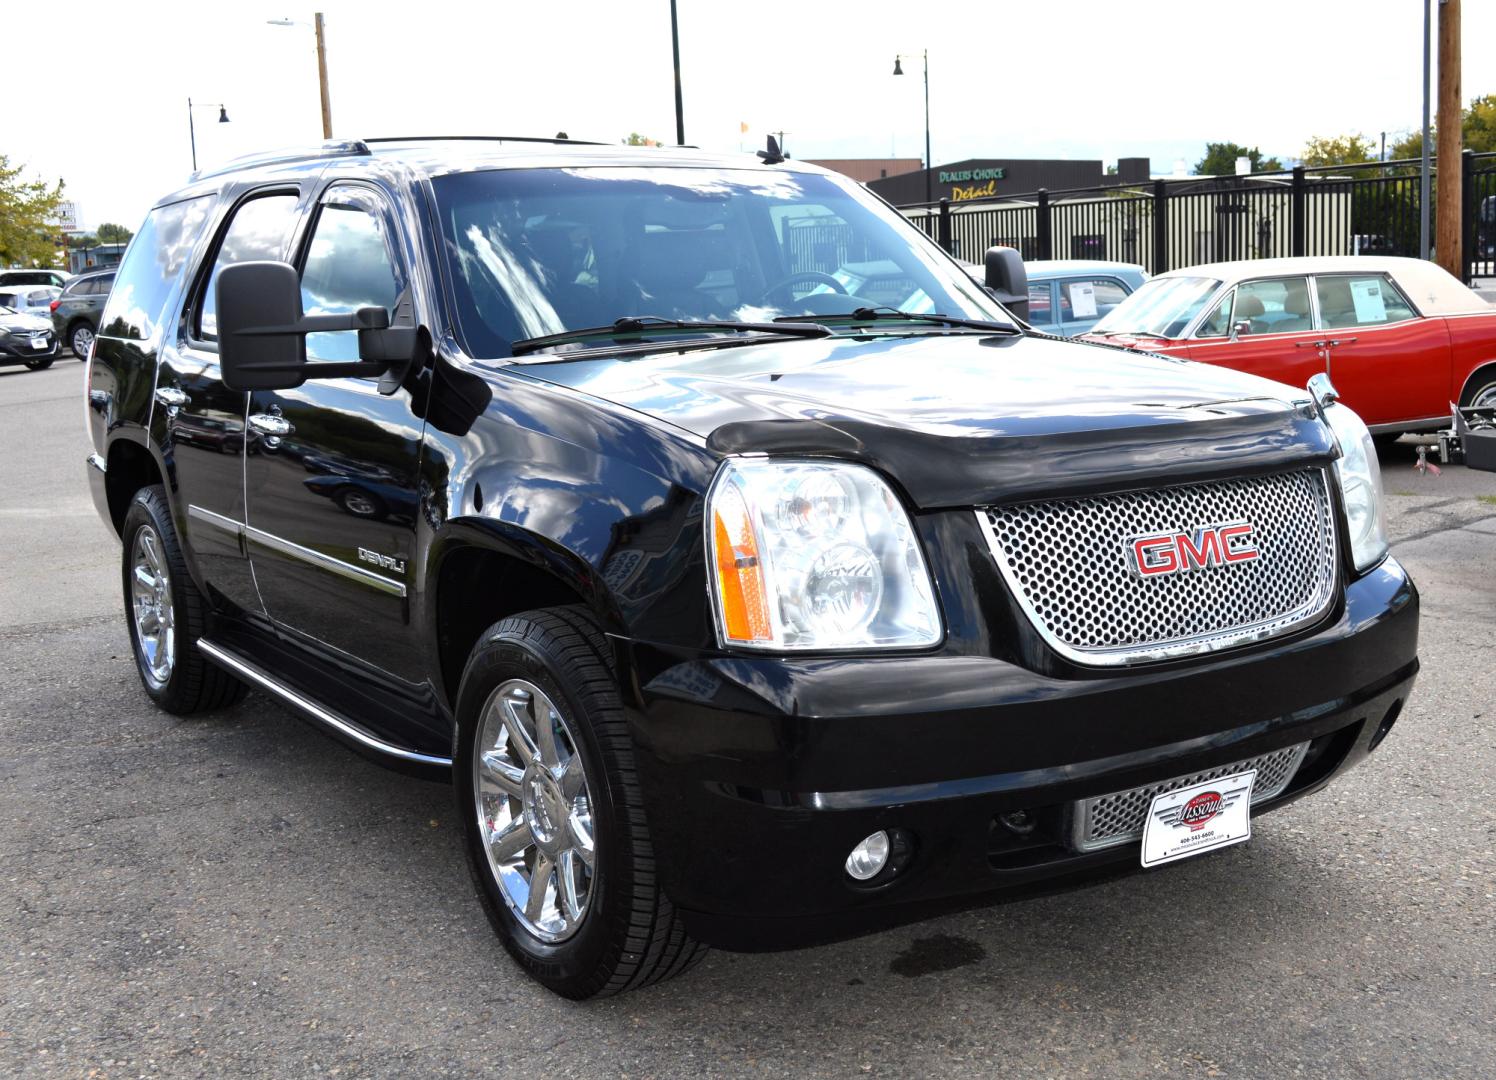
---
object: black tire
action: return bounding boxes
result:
[453,606,705,999]
[120,485,247,714]
[334,486,386,519]
[23,356,54,371]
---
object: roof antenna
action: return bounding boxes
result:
[756,135,786,165]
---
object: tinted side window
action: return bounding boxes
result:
[299,202,399,362]
[99,196,213,342]
[196,193,300,340]
[1315,274,1416,329]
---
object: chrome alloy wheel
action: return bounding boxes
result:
[1472,382,1496,409]
[71,325,94,359]
[473,679,596,942]
[130,524,175,686]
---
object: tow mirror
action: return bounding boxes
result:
[216,260,402,391]
[983,246,1029,322]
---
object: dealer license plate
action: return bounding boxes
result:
[1140,769,1256,868]
[30,334,48,350]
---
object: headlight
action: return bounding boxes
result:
[1322,400,1388,572]
[706,458,942,650]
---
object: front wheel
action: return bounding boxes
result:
[453,607,705,998]
[120,485,247,714]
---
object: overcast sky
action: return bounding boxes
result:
[8,0,1493,230]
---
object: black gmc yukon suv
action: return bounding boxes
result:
[84,137,1418,999]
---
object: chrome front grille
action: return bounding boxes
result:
[1069,743,1310,852]
[978,470,1338,666]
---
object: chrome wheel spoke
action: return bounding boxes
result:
[559,753,585,799]
[525,853,554,923]
[488,815,531,862]
[535,703,561,770]
[502,694,539,767]
[568,814,595,868]
[479,750,524,798]
[559,850,584,922]
[133,565,156,591]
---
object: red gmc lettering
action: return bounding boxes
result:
[1130,523,1259,576]
[1132,536,1181,576]
[1219,523,1259,563]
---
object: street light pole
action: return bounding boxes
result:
[669,0,685,145]
[187,98,231,172]
[269,14,333,140]
[894,51,932,205]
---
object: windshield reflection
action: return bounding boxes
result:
[433,166,1010,358]
[1090,276,1221,339]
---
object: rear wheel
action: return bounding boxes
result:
[453,606,705,998]
[120,485,246,714]
[69,323,95,359]
[1462,371,1496,409]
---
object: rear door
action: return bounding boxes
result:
[1186,275,1328,389]
[1312,272,1450,427]
[1056,276,1132,337]
[242,181,427,682]
[157,186,308,615]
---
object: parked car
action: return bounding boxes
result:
[51,268,114,358]
[1083,255,1496,428]
[0,285,61,317]
[1022,260,1148,336]
[85,137,1417,999]
[0,302,60,369]
[0,268,70,289]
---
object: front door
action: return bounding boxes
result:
[243,182,427,681]
[1186,275,1329,391]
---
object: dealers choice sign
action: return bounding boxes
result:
[938,167,1006,202]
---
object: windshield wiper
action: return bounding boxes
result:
[772,306,1019,334]
[511,315,832,357]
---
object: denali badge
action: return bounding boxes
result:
[358,547,407,574]
[1126,522,1259,577]
[1178,790,1224,831]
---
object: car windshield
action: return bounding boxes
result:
[1090,276,1221,338]
[432,166,1012,357]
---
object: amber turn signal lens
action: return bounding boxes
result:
[711,485,772,644]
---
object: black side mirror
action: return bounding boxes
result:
[217,260,396,392]
[983,246,1029,322]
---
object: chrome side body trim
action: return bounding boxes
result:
[244,526,407,598]
[188,503,243,536]
[197,638,451,767]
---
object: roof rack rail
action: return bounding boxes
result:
[361,135,606,147]
[188,139,370,182]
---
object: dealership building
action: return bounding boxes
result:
[808,157,1153,206]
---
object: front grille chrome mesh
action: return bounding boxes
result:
[1070,742,1310,853]
[979,470,1338,666]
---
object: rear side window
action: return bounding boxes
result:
[195,193,300,341]
[1059,278,1130,323]
[99,196,213,343]
[1315,275,1416,329]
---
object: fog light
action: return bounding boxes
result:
[845,830,891,881]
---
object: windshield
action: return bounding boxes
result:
[432,166,1011,357]
[1090,276,1222,338]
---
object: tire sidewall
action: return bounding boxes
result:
[1463,374,1496,409]
[453,626,625,992]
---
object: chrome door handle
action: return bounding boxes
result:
[248,414,293,437]
[155,387,190,408]
[1326,337,1358,347]
[1294,340,1329,348]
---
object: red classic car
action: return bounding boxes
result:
[1081,256,1496,434]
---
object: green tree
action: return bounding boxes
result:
[0,155,65,268]
[621,133,659,147]
[1194,142,1284,176]
[1299,133,1376,167]
[1388,94,1496,160]
[96,222,133,244]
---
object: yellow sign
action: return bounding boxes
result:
[951,180,999,202]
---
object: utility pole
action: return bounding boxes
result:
[1435,0,1461,278]
[1420,0,1432,260]
[315,12,333,140]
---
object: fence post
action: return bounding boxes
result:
[938,198,952,254]
[1291,166,1306,257]
[1151,179,1168,273]
[1036,189,1052,260]
[1461,149,1476,284]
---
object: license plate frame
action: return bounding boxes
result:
[1140,769,1256,868]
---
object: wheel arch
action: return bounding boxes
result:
[103,433,169,536]
[426,520,628,715]
[1458,360,1496,406]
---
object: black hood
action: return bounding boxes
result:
[515,331,1336,508]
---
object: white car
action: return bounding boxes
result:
[0,285,62,317]
[0,268,71,289]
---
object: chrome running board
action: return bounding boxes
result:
[197,638,452,768]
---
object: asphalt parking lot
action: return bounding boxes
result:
[2,360,1494,1079]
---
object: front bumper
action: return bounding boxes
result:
[620,557,1418,951]
[0,334,60,362]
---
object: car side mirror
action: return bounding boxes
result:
[983,246,1029,322]
[216,260,400,391]
[1229,319,1252,341]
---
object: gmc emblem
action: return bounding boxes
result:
[1126,522,1259,577]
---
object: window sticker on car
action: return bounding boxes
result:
[1068,281,1098,319]
[1350,279,1387,323]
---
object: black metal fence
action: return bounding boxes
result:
[899,151,1496,283]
